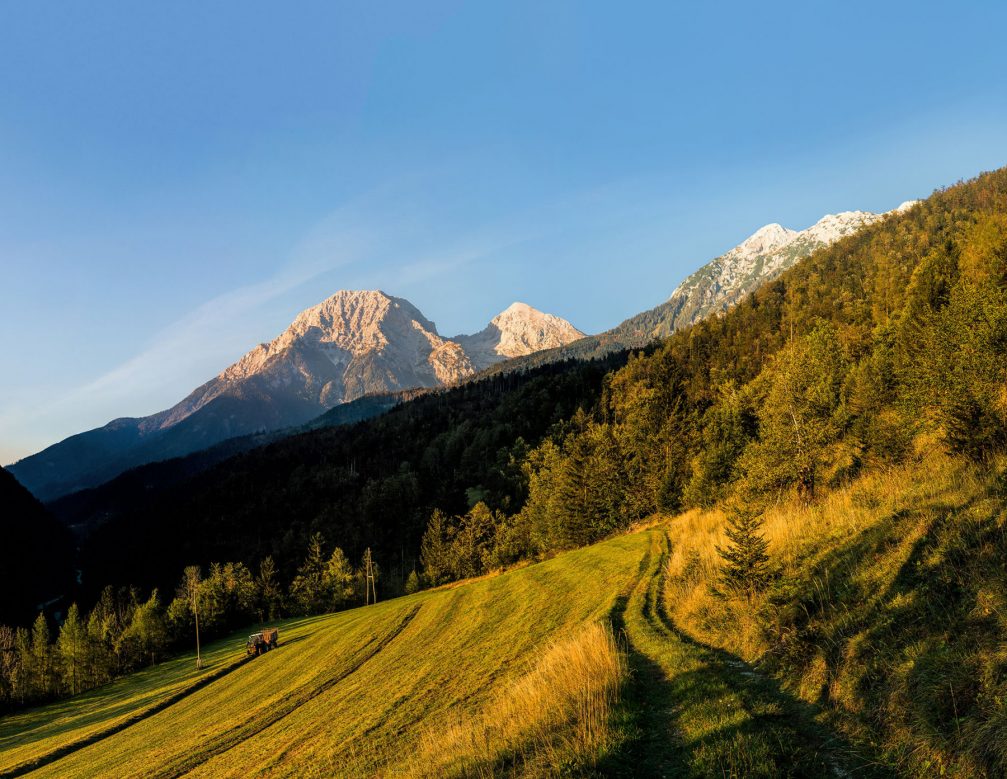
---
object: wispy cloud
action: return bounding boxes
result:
[1,187,539,462]
[0,202,379,462]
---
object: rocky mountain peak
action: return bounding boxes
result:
[11,289,586,501]
[739,223,798,254]
[659,199,913,338]
[147,290,586,439]
[458,301,585,362]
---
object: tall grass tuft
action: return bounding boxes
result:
[402,622,625,777]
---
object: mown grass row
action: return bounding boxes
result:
[0,619,278,777]
[3,533,650,777]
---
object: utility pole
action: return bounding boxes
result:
[363,548,377,605]
[194,594,202,670]
[185,566,202,670]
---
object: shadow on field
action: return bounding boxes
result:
[773,486,1007,775]
[275,634,310,649]
[654,595,889,777]
[600,593,689,777]
[599,532,893,778]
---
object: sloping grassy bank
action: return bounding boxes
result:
[663,449,1007,777]
[603,530,883,778]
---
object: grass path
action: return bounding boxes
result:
[603,529,887,778]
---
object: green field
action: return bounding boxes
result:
[1,534,646,777]
[1,524,879,777]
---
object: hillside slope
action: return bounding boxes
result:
[74,353,629,600]
[476,202,911,374]
[47,391,406,538]
[0,534,645,777]
[0,528,871,778]
[0,469,74,625]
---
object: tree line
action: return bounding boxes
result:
[0,534,378,711]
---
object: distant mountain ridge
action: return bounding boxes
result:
[9,202,910,502]
[9,291,584,501]
[646,202,920,338]
[478,200,918,375]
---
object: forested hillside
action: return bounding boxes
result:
[49,391,406,537]
[76,353,631,599]
[0,471,74,626]
[59,167,1007,607]
[418,168,1007,581]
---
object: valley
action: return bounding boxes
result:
[4,8,1006,777]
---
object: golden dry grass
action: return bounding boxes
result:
[663,450,978,659]
[658,447,1007,776]
[403,622,624,777]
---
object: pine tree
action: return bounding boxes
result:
[420,509,454,586]
[716,509,771,600]
[30,613,51,698]
[14,627,31,705]
[120,591,167,667]
[0,625,14,704]
[324,548,356,608]
[57,604,86,695]
[257,556,284,620]
[290,533,328,615]
[85,608,113,687]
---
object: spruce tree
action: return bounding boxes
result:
[14,627,31,705]
[57,604,86,695]
[420,509,454,586]
[257,556,284,620]
[324,548,356,608]
[716,509,771,600]
[290,533,328,615]
[30,613,51,698]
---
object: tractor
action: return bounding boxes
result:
[246,627,279,656]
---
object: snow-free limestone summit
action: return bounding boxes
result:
[9,291,584,500]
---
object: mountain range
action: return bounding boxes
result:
[484,202,918,372]
[8,201,910,503]
[8,293,584,501]
[617,201,919,340]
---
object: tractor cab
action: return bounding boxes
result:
[246,632,267,656]
[245,628,279,656]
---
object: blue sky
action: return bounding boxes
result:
[2,1,1006,463]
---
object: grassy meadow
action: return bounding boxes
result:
[4,448,1005,777]
[1,534,647,777]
